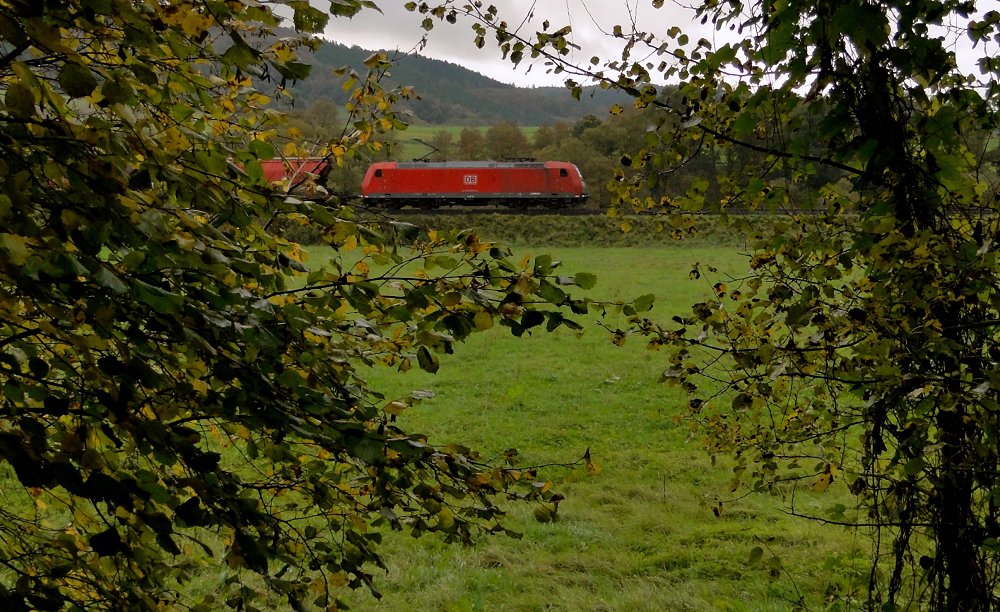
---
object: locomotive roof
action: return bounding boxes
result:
[393,161,559,169]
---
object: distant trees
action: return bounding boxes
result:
[484,121,531,159]
[427,130,456,161]
[457,127,487,159]
[281,99,343,145]
[532,123,571,151]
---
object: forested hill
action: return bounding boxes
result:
[288,41,627,125]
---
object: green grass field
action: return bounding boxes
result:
[394,125,540,161]
[306,245,870,611]
[0,241,869,610]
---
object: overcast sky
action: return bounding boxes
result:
[323,1,702,87]
[322,2,991,88]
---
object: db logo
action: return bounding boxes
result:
[463,175,478,185]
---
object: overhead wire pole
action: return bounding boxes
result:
[411,138,440,161]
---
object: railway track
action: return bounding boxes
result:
[349,203,826,217]
[381,205,601,216]
[343,197,843,217]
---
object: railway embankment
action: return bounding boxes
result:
[278,210,803,248]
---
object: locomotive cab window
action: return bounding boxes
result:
[374,169,383,177]
[559,169,568,177]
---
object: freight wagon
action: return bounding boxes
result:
[360,160,587,208]
[259,157,331,192]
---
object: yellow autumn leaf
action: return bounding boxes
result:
[162,126,189,154]
[271,41,296,63]
[811,471,833,493]
[180,12,212,37]
[384,400,407,416]
[474,310,494,330]
[303,329,327,344]
[327,572,349,588]
[466,473,491,488]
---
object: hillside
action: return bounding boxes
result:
[286,41,627,126]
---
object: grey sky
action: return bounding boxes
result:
[322,2,991,89]
[323,1,701,86]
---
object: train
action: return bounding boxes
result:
[259,157,331,183]
[359,160,588,208]
[258,157,331,194]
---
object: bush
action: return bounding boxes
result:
[282,211,794,248]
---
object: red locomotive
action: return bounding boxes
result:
[360,160,587,208]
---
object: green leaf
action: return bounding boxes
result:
[58,62,99,98]
[100,72,135,105]
[132,280,184,314]
[330,0,369,17]
[521,309,545,330]
[533,504,556,523]
[90,528,128,557]
[903,457,925,476]
[95,267,128,294]
[416,346,439,373]
[4,82,35,118]
[222,40,259,70]
[537,281,567,305]
[276,61,312,81]
[633,294,655,312]
[290,1,330,31]
[574,272,597,290]
[0,233,29,265]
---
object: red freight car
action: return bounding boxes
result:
[257,157,331,199]
[259,157,330,183]
[359,160,587,208]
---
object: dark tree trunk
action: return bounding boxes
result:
[935,406,987,611]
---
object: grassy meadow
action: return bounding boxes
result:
[394,125,541,161]
[303,243,871,611]
[0,226,871,610]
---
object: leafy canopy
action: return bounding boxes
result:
[0,0,600,609]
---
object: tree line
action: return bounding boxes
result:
[281,93,1000,214]
[284,38,627,125]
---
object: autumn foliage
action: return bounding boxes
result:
[0,0,594,608]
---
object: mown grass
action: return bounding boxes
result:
[303,244,871,611]
[0,235,869,609]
